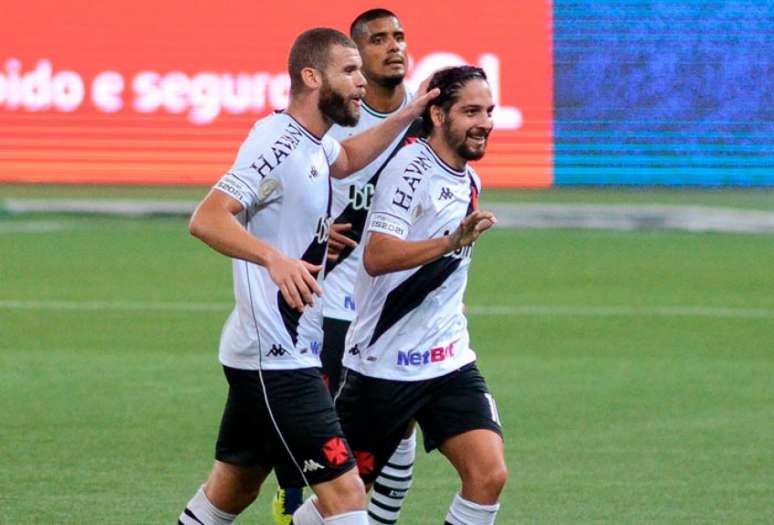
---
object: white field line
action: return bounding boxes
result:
[0,300,772,319]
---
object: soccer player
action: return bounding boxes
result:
[335,66,507,525]
[274,10,420,524]
[322,9,420,525]
[178,28,437,525]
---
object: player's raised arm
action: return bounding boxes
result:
[363,210,497,276]
[330,85,439,179]
[189,190,322,311]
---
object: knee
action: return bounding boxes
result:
[463,463,508,502]
[317,470,367,515]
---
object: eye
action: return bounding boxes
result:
[372,36,383,44]
[395,33,405,42]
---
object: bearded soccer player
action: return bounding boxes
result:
[273,10,421,525]
[178,28,437,525]
[336,66,507,525]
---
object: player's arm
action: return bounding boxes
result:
[329,87,440,179]
[363,209,497,276]
[189,189,321,311]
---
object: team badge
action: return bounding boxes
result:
[322,437,349,466]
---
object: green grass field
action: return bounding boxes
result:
[1,187,773,523]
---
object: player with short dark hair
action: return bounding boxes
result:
[322,9,420,525]
[177,27,437,525]
[335,65,508,525]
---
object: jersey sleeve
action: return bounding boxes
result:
[322,134,342,166]
[213,122,281,209]
[366,155,424,240]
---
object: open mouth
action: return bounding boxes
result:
[467,131,489,145]
[384,56,405,66]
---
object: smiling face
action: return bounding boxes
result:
[318,44,367,126]
[354,16,407,89]
[437,78,495,161]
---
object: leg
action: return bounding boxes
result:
[367,421,417,525]
[292,467,368,524]
[440,429,506,525]
[321,317,350,396]
[441,429,507,505]
[415,364,507,524]
[179,461,269,524]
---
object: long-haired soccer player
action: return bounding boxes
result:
[335,66,507,525]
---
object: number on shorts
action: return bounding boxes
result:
[484,393,501,425]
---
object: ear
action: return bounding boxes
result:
[301,67,322,90]
[430,105,445,128]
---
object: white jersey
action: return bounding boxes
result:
[343,139,481,381]
[323,93,416,322]
[213,112,341,371]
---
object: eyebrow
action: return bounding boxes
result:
[369,30,404,40]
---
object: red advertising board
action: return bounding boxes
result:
[0,0,552,187]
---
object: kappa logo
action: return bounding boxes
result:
[322,437,350,467]
[309,165,320,179]
[439,187,454,200]
[266,344,287,357]
[310,340,321,355]
[347,345,360,357]
[302,459,325,473]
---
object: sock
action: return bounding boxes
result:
[274,487,304,523]
[324,511,369,524]
[444,493,500,525]
[291,496,324,525]
[178,486,236,525]
[368,430,416,525]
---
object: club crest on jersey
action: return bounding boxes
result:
[315,216,333,244]
[348,183,374,211]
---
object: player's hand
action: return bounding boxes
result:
[405,76,440,119]
[327,223,358,262]
[266,252,322,312]
[448,210,497,250]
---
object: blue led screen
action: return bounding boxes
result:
[553,0,773,186]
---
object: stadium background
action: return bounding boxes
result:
[1,1,772,524]
[3,0,770,187]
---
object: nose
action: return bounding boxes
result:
[355,70,367,88]
[387,35,401,52]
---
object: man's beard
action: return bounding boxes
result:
[319,79,359,127]
[370,71,404,89]
[443,119,488,161]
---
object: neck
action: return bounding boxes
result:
[286,95,330,138]
[363,81,406,114]
[427,133,467,172]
